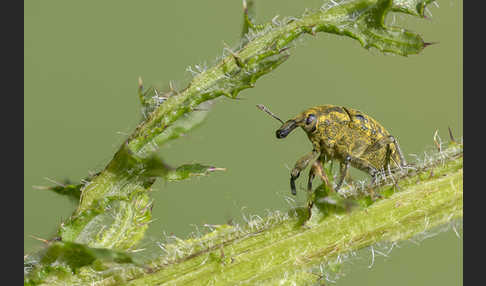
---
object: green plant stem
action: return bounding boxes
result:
[25,144,462,285]
[123,148,462,285]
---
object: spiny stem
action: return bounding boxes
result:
[25,1,441,285]
[25,143,461,285]
[126,146,463,286]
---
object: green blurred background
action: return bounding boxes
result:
[24,0,462,285]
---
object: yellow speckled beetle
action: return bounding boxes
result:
[257,104,407,199]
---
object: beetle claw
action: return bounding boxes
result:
[290,177,297,195]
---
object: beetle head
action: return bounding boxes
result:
[276,109,318,139]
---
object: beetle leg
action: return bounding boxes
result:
[390,136,407,167]
[384,143,401,191]
[347,155,378,178]
[369,175,382,201]
[290,150,319,195]
[307,165,316,192]
[364,136,394,153]
[363,136,405,192]
[365,136,406,168]
[345,154,382,199]
[335,156,350,191]
[383,143,392,170]
[305,161,323,221]
[364,135,406,192]
[306,181,314,220]
[311,160,336,193]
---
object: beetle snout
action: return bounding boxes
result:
[276,120,297,139]
[276,129,288,138]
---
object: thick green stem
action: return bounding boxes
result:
[25,143,462,285]
[125,145,462,286]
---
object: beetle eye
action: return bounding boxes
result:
[306,114,316,125]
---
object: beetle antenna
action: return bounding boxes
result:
[256,104,284,124]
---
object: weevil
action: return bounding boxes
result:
[257,104,407,201]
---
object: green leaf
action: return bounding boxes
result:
[165,164,226,182]
[24,241,140,285]
[141,155,225,182]
[36,182,82,201]
[42,241,135,268]
[310,0,428,56]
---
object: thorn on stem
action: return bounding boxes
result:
[223,41,244,68]
[423,41,439,48]
[208,167,227,172]
[433,129,441,152]
[242,0,254,26]
[29,235,50,244]
[169,81,176,92]
[129,248,146,253]
[279,47,291,54]
[138,76,143,91]
[32,185,50,190]
[309,25,318,36]
[43,177,66,188]
[448,126,457,143]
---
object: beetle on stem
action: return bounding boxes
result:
[257,104,406,205]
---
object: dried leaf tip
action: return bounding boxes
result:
[208,167,227,172]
